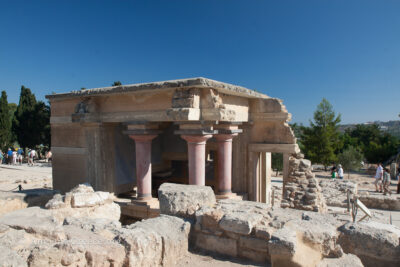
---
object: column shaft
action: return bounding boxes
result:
[129,135,157,200]
[181,135,212,186]
[215,134,236,195]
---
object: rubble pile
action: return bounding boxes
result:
[281,153,327,212]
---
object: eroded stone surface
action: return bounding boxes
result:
[158,183,216,218]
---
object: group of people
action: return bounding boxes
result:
[0,148,38,166]
[330,164,344,179]
[373,163,400,195]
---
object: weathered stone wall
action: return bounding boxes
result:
[281,153,327,212]
[358,194,400,211]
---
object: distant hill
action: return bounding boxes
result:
[339,120,400,139]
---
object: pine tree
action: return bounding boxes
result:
[301,98,341,169]
[13,86,37,148]
[0,91,11,150]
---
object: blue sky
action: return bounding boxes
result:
[0,0,399,124]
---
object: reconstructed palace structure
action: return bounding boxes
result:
[46,78,300,216]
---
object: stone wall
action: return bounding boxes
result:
[358,194,400,211]
[158,183,400,267]
[281,153,327,212]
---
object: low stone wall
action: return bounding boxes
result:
[358,194,400,211]
[159,183,400,267]
[281,153,326,212]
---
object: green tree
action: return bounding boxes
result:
[0,91,11,150]
[112,81,122,86]
[345,124,399,163]
[338,146,364,179]
[8,103,17,143]
[32,101,51,147]
[271,153,283,176]
[301,98,341,169]
[13,86,38,148]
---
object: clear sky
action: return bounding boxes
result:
[0,0,399,125]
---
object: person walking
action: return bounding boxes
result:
[382,168,392,195]
[374,163,384,192]
[7,148,13,165]
[331,164,337,179]
[338,164,344,179]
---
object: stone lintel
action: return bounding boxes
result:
[250,112,291,122]
[125,122,159,130]
[248,143,300,154]
[175,129,217,136]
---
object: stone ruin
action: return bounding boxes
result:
[0,183,399,267]
[281,153,327,212]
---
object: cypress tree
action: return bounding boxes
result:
[13,86,37,148]
[0,91,11,150]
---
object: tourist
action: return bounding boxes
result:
[0,150,3,164]
[45,150,52,162]
[338,164,344,179]
[12,149,18,165]
[331,164,337,179]
[17,148,23,165]
[382,168,392,195]
[374,163,383,192]
[7,148,13,165]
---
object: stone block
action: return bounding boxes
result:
[239,236,269,252]
[195,232,237,257]
[158,183,216,219]
[219,212,263,235]
[238,247,269,264]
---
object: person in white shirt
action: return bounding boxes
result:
[338,164,344,179]
[374,163,384,192]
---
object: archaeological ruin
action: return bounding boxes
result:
[46,77,323,218]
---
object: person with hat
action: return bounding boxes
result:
[338,164,344,179]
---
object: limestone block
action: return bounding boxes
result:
[127,215,191,266]
[317,253,364,267]
[338,221,400,267]
[238,247,269,264]
[71,191,110,208]
[158,183,216,219]
[239,236,268,252]
[0,207,65,241]
[195,233,237,257]
[219,212,263,235]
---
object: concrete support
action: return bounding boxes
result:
[215,134,237,196]
[129,135,157,200]
[181,135,212,186]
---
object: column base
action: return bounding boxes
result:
[124,197,160,219]
[216,192,242,200]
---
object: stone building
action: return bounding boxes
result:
[46,78,300,215]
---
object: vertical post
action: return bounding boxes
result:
[215,134,237,196]
[129,135,157,200]
[181,135,212,186]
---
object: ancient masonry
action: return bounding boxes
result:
[281,153,326,212]
[46,77,326,216]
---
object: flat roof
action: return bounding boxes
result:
[45,77,269,100]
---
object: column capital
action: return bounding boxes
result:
[181,134,212,144]
[129,134,158,142]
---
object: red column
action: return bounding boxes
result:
[181,135,212,186]
[215,134,237,195]
[129,135,157,200]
